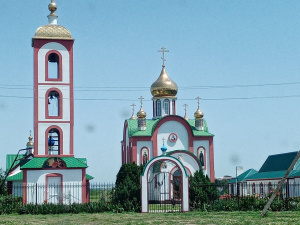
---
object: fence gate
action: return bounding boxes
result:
[148,171,182,212]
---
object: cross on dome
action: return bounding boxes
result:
[130,103,136,114]
[196,96,201,109]
[162,137,165,144]
[138,96,144,108]
[158,47,169,67]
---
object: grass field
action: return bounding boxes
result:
[1,211,300,224]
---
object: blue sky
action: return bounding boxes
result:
[2,1,300,182]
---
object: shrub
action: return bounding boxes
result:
[112,163,143,212]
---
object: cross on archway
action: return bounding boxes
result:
[130,103,136,114]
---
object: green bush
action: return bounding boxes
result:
[189,170,218,210]
[0,194,22,214]
[112,163,143,212]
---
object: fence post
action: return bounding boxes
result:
[35,183,38,205]
[237,182,240,211]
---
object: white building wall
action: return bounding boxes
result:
[38,123,71,155]
[26,169,82,204]
[137,141,153,165]
[157,121,188,153]
[38,42,70,83]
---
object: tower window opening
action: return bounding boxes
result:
[156,100,161,117]
[164,99,169,115]
[48,128,60,155]
[48,53,59,79]
[48,91,60,117]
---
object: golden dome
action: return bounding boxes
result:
[27,135,34,147]
[34,25,73,39]
[151,67,178,97]
[194,108,204,119]
[137,107,146,119]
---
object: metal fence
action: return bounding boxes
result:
[8,182,115,204]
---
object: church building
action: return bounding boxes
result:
[121,48,215,182]
[6,1,92,204]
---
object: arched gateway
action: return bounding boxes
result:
[141,155,190,212]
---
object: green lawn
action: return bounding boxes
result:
[1,211,300,224]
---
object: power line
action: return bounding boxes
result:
[1,80,300,91]
[1,94,300,101]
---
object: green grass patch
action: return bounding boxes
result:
[1,211,300,224]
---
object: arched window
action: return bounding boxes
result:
[164,99,170,115]
[268,182,272,194]
[48,90,60,117]
[48,128,60,155]
[259,182,264,194]
[252,183,256,194]
[197,147,206,169]
[141,147,149,165]
[48,53,59,79]
[156,100,161,116]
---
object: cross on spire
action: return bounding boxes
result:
[196,96,201,109]
[138,96,144,108]
[158,47,169,67]
[130,103,136,114]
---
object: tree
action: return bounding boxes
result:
[189,169,218,210]
[112,163,143,212]
[0,168,6,194]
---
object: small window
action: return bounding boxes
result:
[48,53,59,79]
[141,147,149,165]
[164,99,169,115]
[48,128,60,155]
[48,91,60,117]
[156,100,161,116]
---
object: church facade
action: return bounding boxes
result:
[121,53,215,182]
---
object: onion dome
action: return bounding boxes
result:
[26,134,34,148]
[33,0,73,40]
[161,143,167,155]
[151,67,178,97]
[130,114,136,120]
[137,107,146,119]
[194,108,204,119]
[184,114,189,120]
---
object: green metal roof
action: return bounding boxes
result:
[86,174,94,180]
[6,171,23,181]
[6,171,93,181]
[259,151,298,172]
[126,116,213,137]
[229,169,258,183]
[6,154,26,171]
[246,170,287,180]
[21,157,88,169]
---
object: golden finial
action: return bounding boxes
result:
[27,130,34,147]
[183,104,189,120]
[194,97,204,119]
[130,103,136,120]
[158,47,169,67]
[48,0,57,15]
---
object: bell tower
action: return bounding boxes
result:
[32,0,74,157]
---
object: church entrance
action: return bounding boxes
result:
[148,160,182,212]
